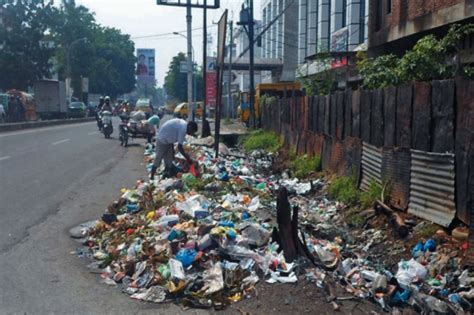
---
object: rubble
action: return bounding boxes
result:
[73,140,473,312]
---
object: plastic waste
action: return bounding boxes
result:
[423,239,436,252]
[169,258,185,280]
[201,263,224,295]
[239,222,271,247]
[131,286,167,303]
[175,248,197,268]
[395,259,427,288]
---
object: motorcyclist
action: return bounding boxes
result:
[95,97,104,130]
[102,96,112,112]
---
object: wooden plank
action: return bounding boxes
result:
[324,95,330,135]
[330,94,337,137]
[344,89,352,138]
[396,83,413,148]
[371,88,384,147]
[455,78,474,225]
[412,81,432,151]
[432,80,455,153]
[336,91,345,139]
[383,86,396,147]
[360,89,372,143]
[352,89,361,138]
[311,96,318,132]
[318,95,325,134]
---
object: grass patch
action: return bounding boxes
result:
[328,176,360,206]
[223,117,232,125]
[360,180,388,208]
[289,154,321,179]
[347,211,365,228]
[242,130,281,153]
[416,223,440,239]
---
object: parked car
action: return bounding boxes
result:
[67,101,86,118]
[173,102,204,119]
[86,101,98,117]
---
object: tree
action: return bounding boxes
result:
[164,52,187,102]
[0,0,57,90]
[53,0,135,98]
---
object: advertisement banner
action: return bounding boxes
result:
[136,49,155,84]
[205,57,217,108]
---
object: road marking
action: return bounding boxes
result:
[0,121,95,138]
[88,131,98,135]
[0,155,11,161]
[52,138,70,146]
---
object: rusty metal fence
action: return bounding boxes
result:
[260,78,473,226]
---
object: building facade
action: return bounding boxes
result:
[261,0,299,81]
[368,0,474,59]
[297,0,369,78]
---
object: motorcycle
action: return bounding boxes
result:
[101,111,113,139]
[118,114,129,147]
[96,111,103,131]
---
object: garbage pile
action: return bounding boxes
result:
[75,142,473,312]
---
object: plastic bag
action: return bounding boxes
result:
[395,259,427,288]
[201,262,224,295]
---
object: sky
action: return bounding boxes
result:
[76,0,262,87]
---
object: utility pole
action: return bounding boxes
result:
[227,20,233,119]
[186,0,194,121]
[248,0,255,128]
[202,0,210,136]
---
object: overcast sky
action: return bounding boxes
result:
[76,0,262,87]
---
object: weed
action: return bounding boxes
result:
[242,130,281,153]
[328,176,359,206]
[347,212,365,228]
[224,117,232,125]
[416,223,440,239]
[289,154,321,179]
[360,180,387,208]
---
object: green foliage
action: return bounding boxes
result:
[289,155,321,179]
[0,0,136,96]
[328,176,359,206]
[0,0,57,90]
[360,180,387,208]
[357,52,400,89]
[358,23,474,89]
[416,223,440,239]
[298,49,334,96]
[242,130,281,153]
[163,53,204,102]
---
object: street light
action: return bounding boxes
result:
[173,32,196,121]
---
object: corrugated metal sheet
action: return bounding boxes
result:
[382,147,411,210]
[408,149,455,227]
[361,142,382,191]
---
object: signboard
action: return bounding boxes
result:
[81,77,89,93]
[205,57,217,108]
[214,9,228,157]
[330,27,348,69]
[156,0,220,9]
[136,48,155,84]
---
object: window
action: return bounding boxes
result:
[386,0,391,14]
[342,0,347,28]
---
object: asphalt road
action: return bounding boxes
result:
[0,120,207,314]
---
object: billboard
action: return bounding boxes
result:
[205,57,217,109]
[136,49,155,84]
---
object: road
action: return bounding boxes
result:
[0,120,205,314]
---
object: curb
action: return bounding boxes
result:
[0,117,96,133]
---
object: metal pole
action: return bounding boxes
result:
[193,49,196,117]
[202,0,208,136]
[249,0,256,128]
[186,0,194,121]
[227,20,233,119]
